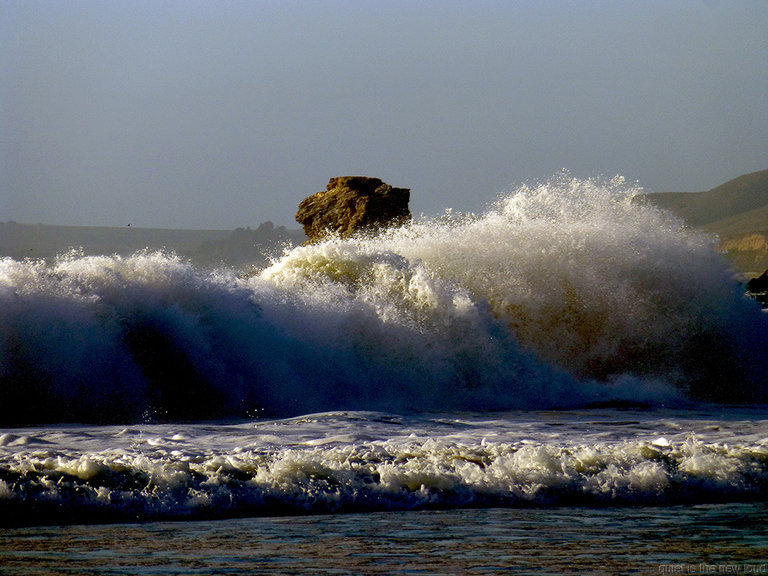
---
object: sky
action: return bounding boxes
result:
[1,0,767,230]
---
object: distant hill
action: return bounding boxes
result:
[637,169,768,277]
[644,169,768,227]
[0,221,306,269]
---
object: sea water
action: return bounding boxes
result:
[1,410,768,573]
[1,175,767,572]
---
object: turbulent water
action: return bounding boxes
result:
[1,175,767,527]
[2,408,768,528]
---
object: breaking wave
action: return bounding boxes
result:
[1,175,766,424]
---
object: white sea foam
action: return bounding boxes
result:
[0,175,766,424]
[2,410,768,525]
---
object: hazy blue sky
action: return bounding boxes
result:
[2,0,767,229]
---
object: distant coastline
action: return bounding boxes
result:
[0,220,306,268]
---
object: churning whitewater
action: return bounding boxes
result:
[2,175,768,526]
[1,176,767,425]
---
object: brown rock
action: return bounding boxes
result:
[296,177,411,243]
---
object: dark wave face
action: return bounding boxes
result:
[1,176,766,425]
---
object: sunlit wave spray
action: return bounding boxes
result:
[1,175,766,423]
[263,173,767,403]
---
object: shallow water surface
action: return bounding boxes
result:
[2,503,767,575]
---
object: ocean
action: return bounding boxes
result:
[2,175,767,573]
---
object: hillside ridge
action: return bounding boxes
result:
[638,169,768,276]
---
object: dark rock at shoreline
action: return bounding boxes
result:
[746,269,768,308]
[295,177,411,243]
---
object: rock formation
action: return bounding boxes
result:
[296,177,411,243]
[746,269,768,308]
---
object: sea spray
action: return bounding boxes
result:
[0,248,577,424]
[264,174,768,400]
[1,176,766,424]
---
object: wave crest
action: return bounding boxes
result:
[1,176,766,424]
